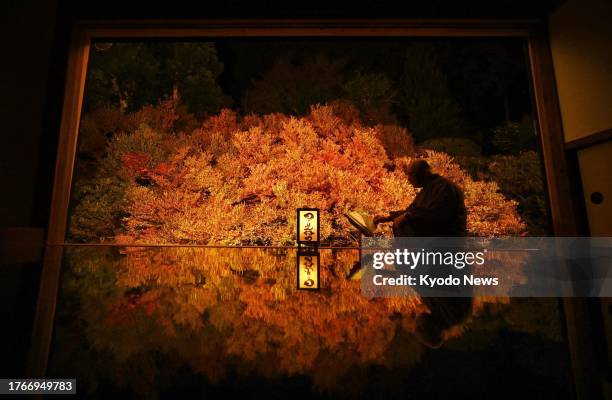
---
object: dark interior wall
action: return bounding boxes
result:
[0,1,59,374]
[0,0,58,227]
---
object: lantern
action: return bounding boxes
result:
[296,250,320,290]
[296,208,320,246]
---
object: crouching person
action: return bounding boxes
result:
[374,159,473,348]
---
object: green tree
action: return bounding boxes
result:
[242,54,345,115]
[85,42,230,116]
[164,43,231,117]
[491,116,538,154]
[440,43,519,124]
[400,43,467,141]
[342,70,398,124]
[85,43,160,112]
[243,55,399,125]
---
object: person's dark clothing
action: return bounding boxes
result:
[391,174,467,237]
[388,173,471,347]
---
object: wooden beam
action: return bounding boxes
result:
[45,28,90,245]
[76,19,535,38]
[27,28,89,379]
[566,128,612,151]
[528,25,603,400]
[26,246,63,378]
[528,25,578,237]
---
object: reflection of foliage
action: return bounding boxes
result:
[50,246,517,396]
[85,42,231,116]
[445,298,563,356]
[50,247,421,396]
[68,101,525,244]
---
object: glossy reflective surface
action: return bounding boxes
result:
[47,246,573,399]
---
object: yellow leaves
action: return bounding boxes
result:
[308,103,344,136]
[75,101,525,245]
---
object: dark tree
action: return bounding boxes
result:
[85,42,231,117]
[400,43,467,142]
[242,54,345,115]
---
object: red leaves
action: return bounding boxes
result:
[122,152,151,173]
[80,100,525,245]
[153,162,171,176]
[133,98,180,134]
[122,153,173,188]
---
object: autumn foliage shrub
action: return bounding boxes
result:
[68,101,525,244]
[488,151,549,235]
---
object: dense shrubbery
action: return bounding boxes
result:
[420,134,548,235]
[85,42,230,116]
[488,151,548,235]
[243,55,398,126]
[491,117,538,154]
[400,43,468,141]
[68,100,525,244]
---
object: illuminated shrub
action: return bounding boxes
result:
[69,102,525,244]
[378,125,416,159]
[69,107,177,242]
[488,151,548,235]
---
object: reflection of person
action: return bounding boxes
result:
[375,159,472,349]
[373,159,467,237]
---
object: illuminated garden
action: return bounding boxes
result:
[47,40,569,397]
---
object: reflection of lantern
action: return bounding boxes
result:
[296,208,320,246]
[296,250,320,290]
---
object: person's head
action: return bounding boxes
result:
[406,159,432,188]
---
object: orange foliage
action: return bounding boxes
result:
[118,104,524,245]
[69,101,525,244]
[60,100,535,396]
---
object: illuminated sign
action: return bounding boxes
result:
[296,208,320,245]
[296,250,320,290]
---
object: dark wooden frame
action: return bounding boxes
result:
[565,127,612,151]
[29,18,593,398]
